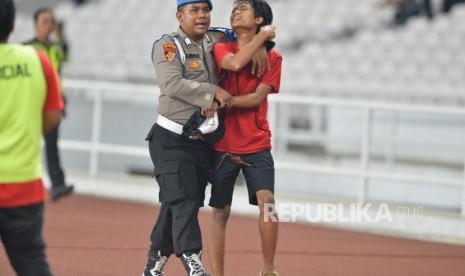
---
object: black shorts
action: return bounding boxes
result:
[209,149,275,207]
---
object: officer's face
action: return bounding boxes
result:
[230,3,262,31]
[35,11,55,39]
[177,3,211,41]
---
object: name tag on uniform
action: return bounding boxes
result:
[186,54,200,59]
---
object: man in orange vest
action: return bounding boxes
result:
[0,0,64,274]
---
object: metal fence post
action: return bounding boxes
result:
[359,107,373,205]
[462,156,465,218]
[385,111,398,168]
[269,99,278,158]
[89,91,102,178]
[277,102,290,155]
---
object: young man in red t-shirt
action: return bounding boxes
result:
[207,1,282,276]
[0,0,64,274]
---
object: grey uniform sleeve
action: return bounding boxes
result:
[152,38,215,109]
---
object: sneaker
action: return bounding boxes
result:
[143,250,169,276]
[50,184,74,201]
[260,270,280,276]
[181,251,210,276]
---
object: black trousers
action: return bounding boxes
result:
[44,123,65,189]
[0,203,52,276]
[145,123,211,257]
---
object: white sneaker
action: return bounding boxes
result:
[143,250,168,276]
[181,251,211,276]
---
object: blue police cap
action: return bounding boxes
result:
[177,0,213,10]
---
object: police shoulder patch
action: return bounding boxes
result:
[163,44,177,62]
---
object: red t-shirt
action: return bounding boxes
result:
[0,50,63,208]
[213,42,282,154]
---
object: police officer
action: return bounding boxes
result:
[142,0,275,275]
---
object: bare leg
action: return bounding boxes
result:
[257,190,279,274]
[208,206,231,276]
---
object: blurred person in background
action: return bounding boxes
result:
[0,0,64,274]
[381,0,421,25]
[25,7,74,202]
[73,0,87,6]
[54,21,69,63]
[142,0,274,275]
[382,0,465,23]
[442,0,465,12]
[207,1,281,276]
[419,0,465,19]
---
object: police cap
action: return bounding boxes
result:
[177,0,213,11]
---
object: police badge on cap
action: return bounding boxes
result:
[177,0,213,10]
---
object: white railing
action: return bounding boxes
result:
[61,79,158,177]
[61,79,465,217]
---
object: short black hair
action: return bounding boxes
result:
[0,0,15,41]
[233,0,273,33]
[33,7,53,23]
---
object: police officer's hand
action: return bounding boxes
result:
[215,87,233,108]
[252,48,270,77]
[202,108,215,118]
[202,100,219,118]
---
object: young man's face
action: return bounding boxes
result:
[230,2,261,31]
[177,3,211,41]
[35,11,55,39]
